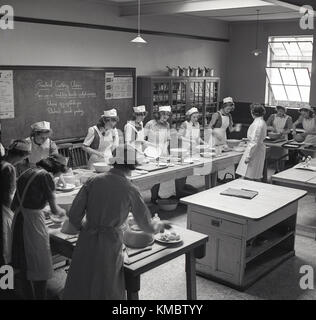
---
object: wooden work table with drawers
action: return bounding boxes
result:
[181,179,306,290]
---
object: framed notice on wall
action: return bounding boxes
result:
[105,73,133,100]
[0,70,14,119]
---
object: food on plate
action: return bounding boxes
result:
[158,230,181,242]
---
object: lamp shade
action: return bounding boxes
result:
[131,35,147,44]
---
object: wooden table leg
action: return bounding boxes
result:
[205,172,217,189]
[185,250,197,300]
[125,273,140,300]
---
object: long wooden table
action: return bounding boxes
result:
[181,179,306,290]
[49,225,208,300]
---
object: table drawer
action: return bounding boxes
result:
[190,211,243,237]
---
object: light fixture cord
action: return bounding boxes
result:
[255,9,259,49]
[138,0,141,36]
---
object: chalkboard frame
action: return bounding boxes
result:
[0,65,136,145]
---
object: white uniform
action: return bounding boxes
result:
[179,121,200,153]
[144,120,170,157]
[302,118,316,145]
[26,137,58,165]
[84,126,119,169]
[236,117,267,180]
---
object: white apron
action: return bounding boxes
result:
[15,169,53,281]
[88,129,115,169]
[270,115,289,160]
[147,122,169,157]
[236,117,267,180]
[27,137,52,165]
[212,114,230,146]
[181,121,200,154]
[302,118,316,145]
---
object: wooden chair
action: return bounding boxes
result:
[68,143,89,169]
[57,143,72,158]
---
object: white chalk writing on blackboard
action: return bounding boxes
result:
[34,79,97,116]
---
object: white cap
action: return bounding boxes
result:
[159,105,171,113]
[223,97,234,105]
[102,108,118,118]
[133,105,146,113]
[186,107,199,117]
[31,121,51,131]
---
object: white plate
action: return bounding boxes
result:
[155,233,182,244]
[144,146,161,158]
[56,183,76,192]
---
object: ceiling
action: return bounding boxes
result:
[104,0,314,21]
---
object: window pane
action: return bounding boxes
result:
[271,85,287,100]
[279,68,297,85]
[299,86,310,102]
[297,42,313,58]
[266,68,282,84]
[269,43,287,57]
[285,85,301,101]
[294,68,310,85]
[284,42,302,57]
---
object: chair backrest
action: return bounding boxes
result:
[69,144,88,169]
[57,143,72,158]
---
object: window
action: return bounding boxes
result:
[265,36,313,108]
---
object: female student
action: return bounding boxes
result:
[124,105,148,159]
[1,140,31,265]
[83,109,120,169]
[11,154,67,299]
[144,105,171,204]
[292,105,316,145]
[236,103,267,181]
[62,145,170,300]
[207,97,235,146]
[26,121,59,166]
[175,107,204,196]
[266,105,293,172]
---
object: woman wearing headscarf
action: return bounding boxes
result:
[83,109,120,170]
[144,106,171,204]
[236,104,267,181]
[62,145,170,300]
[266,105,293,172]
[1,140,31,266]
[11,154,68,299]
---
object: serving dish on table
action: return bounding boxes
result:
[226,139,242,148]
[93,162,111,173]
[56,183,76,192]
[155,229,182,244]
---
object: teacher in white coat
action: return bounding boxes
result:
[236,103,267,181]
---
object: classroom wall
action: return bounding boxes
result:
[224,19,316,123]
[0,0,229,83]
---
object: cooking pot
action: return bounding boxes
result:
[198,67,206,77]
[205,67,214,77]
[190,67,199,77]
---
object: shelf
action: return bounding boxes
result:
[246,231,295,264]
[243,248,295,289]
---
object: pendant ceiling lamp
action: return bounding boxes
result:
[251,10,262,56]
[131,0,147,45]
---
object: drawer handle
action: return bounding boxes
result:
[211,219,221,227]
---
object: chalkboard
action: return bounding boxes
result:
[0,66,136,145]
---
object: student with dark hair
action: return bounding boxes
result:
[236,103,267,181]
[1,140,31,266]
[82,109,120,169]
[63,144,171,300]
[11,154,67,300]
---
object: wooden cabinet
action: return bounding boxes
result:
[137,76,220,129]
